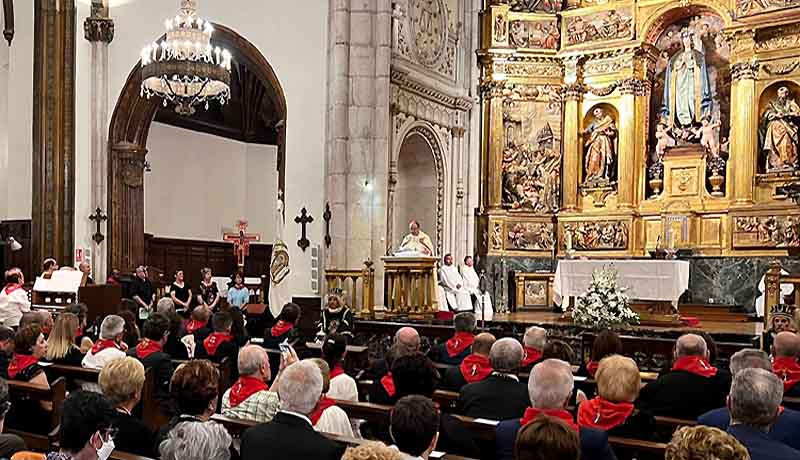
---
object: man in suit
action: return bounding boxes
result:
[726,368,800,460]
[390,395,440,460]
[430,312,476,365]
[495,359,617,460]
[638,333,731,419]
[457,337,529,420]
[699,348,800,451]
[241,360,345,460]
[442,332,496,391]
[368,326,421,404]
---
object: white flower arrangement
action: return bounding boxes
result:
[572,266,639,329]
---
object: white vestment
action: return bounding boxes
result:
[399,231,434,256]
[462,265,494,321]
[438,264,473,312]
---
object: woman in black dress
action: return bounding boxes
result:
[98,356,155,457]
[170,269,192,315]
[196,268,220,311]
[44,312,85,366]
[7,324,51,432]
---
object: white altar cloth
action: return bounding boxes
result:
[554,260,690,307]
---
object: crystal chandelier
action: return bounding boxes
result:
[140,0,232,115]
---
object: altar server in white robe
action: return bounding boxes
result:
[438,254,473,312]
[461,256,493,321]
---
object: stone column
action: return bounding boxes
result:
[731,61,759,205]
[617,78,649,210]
[84,0,114,281]
[561,84,583,212]
[452,126,466,260]
[32,0,76,267]
[483,80,505,211]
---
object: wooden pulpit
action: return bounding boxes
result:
[382,256,439,318]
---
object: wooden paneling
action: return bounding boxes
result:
[0,219,33,280]
[144,235,272,290]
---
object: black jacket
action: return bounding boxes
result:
[110,410,155,457]
[637,369,732,419]
[127,347,174,416]
[241,412,345,460]
[457,374,529,421]
[442,365,469,391]
[430,343,471,366]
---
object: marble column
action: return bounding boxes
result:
[561,84,583,212]
[84,0,114,282]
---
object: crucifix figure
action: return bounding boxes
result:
[223,219,261,268]
[89,207,108,244]
[295,207,314,251]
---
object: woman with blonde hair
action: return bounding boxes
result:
[341,441,402,460]
[44,312,85,365]
[666,426,749,460]
[99,357,154,456]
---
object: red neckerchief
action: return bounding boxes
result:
[185,319,207,335]
[270,320,294,337]
[521,408,579,432]
[228,376,269,407]
[381,372,396,397]
[2,284,22,295]
[446,332,475,358]
[74,327,83,339]
[586,361,599,377]
[135,339,163,359]
[773,356,800,392]
[671,355,717,378]
[91,339,121,355]
[459,354,493,384]
[521,346,542,367]
[330,364,346,379]
[204,332,233,356]
[8,353,38,379]
[779,405,786,415]
[309,396,337,425]
[577,397,634,431]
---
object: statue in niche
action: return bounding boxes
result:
[583,107,617,185]
[660,30,713,142]
[760,86,800,172]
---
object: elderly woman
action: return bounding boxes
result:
[6,324,50,432]
[579,330,623,378]
[197,268,220,311]
[44,312,85,365]
[160,421,232,460]
[308,358,355,438]
[577,354,654,439]
[341,441,402,460]
[666,426,749,460]
[99,357,155,457]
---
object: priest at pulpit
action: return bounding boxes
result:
[398,220,434,256]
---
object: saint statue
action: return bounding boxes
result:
[760,86,800,172]
[398,220,434,256]
[660,31,713,130]
[583,107,617,184]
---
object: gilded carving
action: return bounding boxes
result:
[761,61,800,76]
[501,58,563,77]
[508,0,564,13]
[564,8,633,47]
[734,216,800,248]
[491,221,504,250]
[759,85,800,173]
[731,61,759,81]
[561,221,629,250]
[583,107,617,187]
[737,0,800,18]
[755,24,800,53]
[506,222,555,250]
[509,18,560,50]
[495,12,508,43]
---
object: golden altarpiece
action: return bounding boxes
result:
[476,0,800,313]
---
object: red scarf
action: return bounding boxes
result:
[522,347,542,367]
[135,339,163,359]
[8,353,39,379]
[204,332,233,356]
[91,339,121,355]
[446,332,475,358]
[270,320,294,337]
[330,364,346,379]
[381,372,396,397]
[671,355,717,378]
[773,356,800,392]
[521,407,579,432]
[309,396,337,425]
[577,397,634,431]
[74,327,83,339]
[228,376,269,407]
[185,319,207,334]
[459,354,493,384]
[586,360,599,377]
[2,284,22,295]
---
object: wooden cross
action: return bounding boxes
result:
[89,207,108,244]
[223,219,261,268]
[294,207,314,251]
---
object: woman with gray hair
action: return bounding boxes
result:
[197,268,220,311]
[159,421,232,460]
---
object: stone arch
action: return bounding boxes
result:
[107,24,287,271]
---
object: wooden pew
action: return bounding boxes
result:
[110,452,154,460]
[6,377,67,451]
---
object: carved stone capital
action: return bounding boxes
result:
[562,82,585,101]
[451,126,465,138]
[731,60,759,81]
[84,17,114,43]
[480,79,507,99]
[619,77,651,96]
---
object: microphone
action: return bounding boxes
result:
[479,270,488,294]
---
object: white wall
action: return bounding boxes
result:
[144,123,277,242]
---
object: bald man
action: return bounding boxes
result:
[638,333,732,419]
[222,345,280,423]
[442,332,496,391]
[367,326,422,404]
[78,261,94,286]
[773,331,800,397]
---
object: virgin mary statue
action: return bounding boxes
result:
[660,31,713,129]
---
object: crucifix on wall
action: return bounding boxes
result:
[295,207,314,251]
[223,219,261,269]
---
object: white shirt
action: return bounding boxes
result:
[0,286,30,328]
[328,373,358,402]
[82,346,126,370]
[280,409,313,426]
[314,405,355,438]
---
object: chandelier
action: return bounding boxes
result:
[140,0,231,115]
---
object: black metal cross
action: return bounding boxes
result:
[294,207,314,252]
[89,207,108,244]
[323,202,332,248]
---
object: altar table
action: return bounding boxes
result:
[554,260,690,307]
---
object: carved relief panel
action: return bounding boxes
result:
[733,215,800,249]
[393,0,458,81]
[559,220,630,251]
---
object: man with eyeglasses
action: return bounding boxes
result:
[46,391,117,460]
[0,378,24,458]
